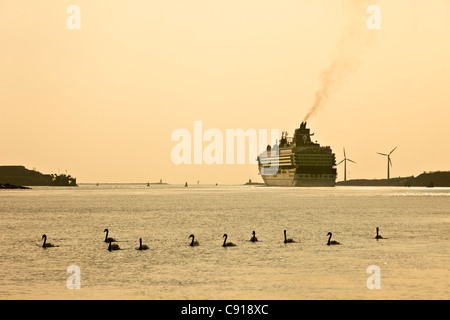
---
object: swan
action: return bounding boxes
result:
[41,234,57,248]
[222,234,236,247]
[375,227,383,239]
[108,239,120,251]
[327,232,341,245]
[188,234,199,247]
[136,238,149,250]
[250,231,258,242]
[104,229,116,243]
[284,230,295,243]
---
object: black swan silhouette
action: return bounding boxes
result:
[188,234,199,247]
[108,239,120,251]
[222,234,236,247]
[136,238,149,250]
[250,231,258,242]
[284,230,295,243]
[41,234,57,248]
[327,232,341,245]
[375,227,383,239]
[104,229,116,243]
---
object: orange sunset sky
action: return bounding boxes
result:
[1,0,449,184]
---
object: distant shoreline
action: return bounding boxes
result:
[337,171,450,188]
[0,166,77,187]
[8,170,444,188]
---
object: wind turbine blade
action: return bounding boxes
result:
[377,152,388,156]
[389,158,392,167]
[337,159,345,165]
[343,148,346,158]
[347,159,356,164]
[389,146,398,155]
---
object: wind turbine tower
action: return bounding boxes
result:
[377,146,397,180]
[337,148,356,182]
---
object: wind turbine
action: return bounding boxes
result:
[337,148,356,182]
[377,146,397,179]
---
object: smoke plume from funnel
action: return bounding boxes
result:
[303,0,375,122]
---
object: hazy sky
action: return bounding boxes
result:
[1,0,449,184]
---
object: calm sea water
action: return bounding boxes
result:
[0,184,448,300]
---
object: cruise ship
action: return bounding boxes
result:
[257,122,337,187]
